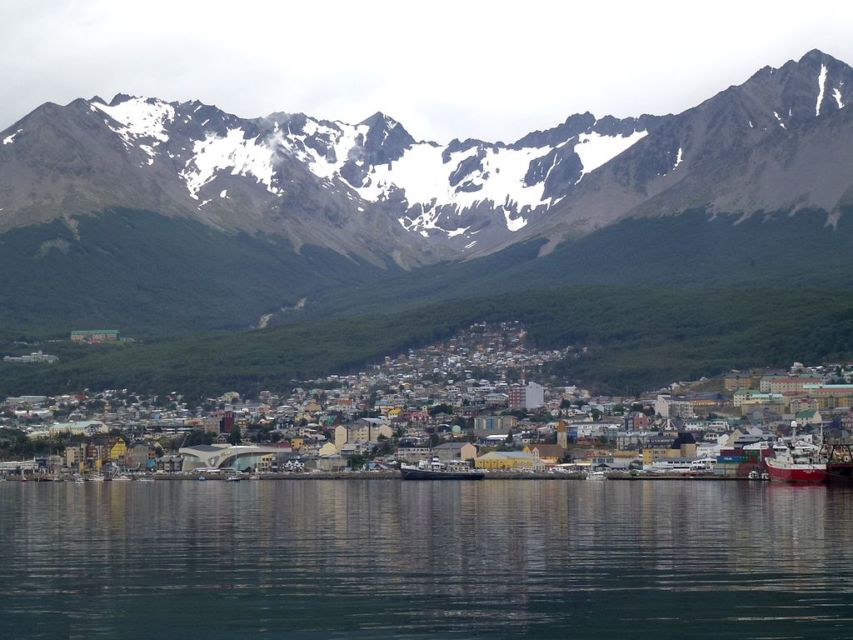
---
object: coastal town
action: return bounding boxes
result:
[1,321,852,482]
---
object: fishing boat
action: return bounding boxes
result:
[821,442,853,482]
[400,457,484,480]
[765,443,826,484]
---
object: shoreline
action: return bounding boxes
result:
[0,471,758,482]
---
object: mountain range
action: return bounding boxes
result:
[2,49,853,336]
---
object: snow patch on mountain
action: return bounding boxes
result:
[265,111,650,235]
[503,208,527,232]
[673,147,684,171]
[273,119,368,180]
[93,98,175,157]
[816,64,828,116]
[2,129,22,145]
[834,88,845,109]
[181,128,281,199]
[574,131,647,182]
[357,143,550,232]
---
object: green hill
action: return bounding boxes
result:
[2,286,852,398]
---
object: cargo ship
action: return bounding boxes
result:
[400,458,485,480]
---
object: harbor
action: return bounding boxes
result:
[2,477,851,639]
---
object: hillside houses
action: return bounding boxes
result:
[5,323,853,478]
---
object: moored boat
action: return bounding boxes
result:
[765,445,826,484]
[821,443,853,483]
[400,457,484,480]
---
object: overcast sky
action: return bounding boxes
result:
[2,0,852,142]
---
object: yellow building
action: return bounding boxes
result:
[110,439,128,461]
[256,454,276,473]
[318,442,338,457]
[475,451,543,471]
[642,434,698,465]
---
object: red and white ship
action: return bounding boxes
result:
[765,443,827,484]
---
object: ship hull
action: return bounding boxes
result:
[400,466,485,480]
[765,458,827,484]
[827,464,853,483]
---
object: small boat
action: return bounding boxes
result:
[226,474,242,482]
[136,476,155,483]
[197,475,208,481]
[89,474,105,482]
[112,475,132,482]
[400,458,484,480]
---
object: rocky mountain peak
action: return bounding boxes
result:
[2,49,852,266]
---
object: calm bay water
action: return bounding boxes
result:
[1,480,853,639]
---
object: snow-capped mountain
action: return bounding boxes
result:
[262,109,659,242]
[0,90,662,263]
[4,49,853,335]
[1,49,853,268]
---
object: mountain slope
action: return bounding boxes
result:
[521,49,853,251]
[3,49,853,336]
[0,209,396,335]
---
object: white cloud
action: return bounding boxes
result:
[1,0,852,142]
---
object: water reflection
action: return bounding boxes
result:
[1,480,852,639]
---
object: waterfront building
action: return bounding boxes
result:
[432,442,478,462]
[524,443,565,465]
[641,432,698,465]
[179,444,282,472]
[474,451,543,471]
[109,439,128,462]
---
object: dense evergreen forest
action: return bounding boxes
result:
[2,286,851,398]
